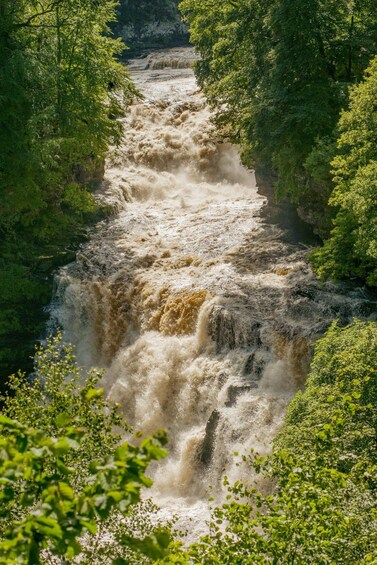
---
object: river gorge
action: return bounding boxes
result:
[51,48,375,539]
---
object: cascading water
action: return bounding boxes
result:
[52,47,376,539]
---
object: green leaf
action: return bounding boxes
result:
[66,540,82,559]
[56,413,72,428]
[34,516,63,539]
[58,481,75,501]
[0,415,23,430]
[84,388,104,401]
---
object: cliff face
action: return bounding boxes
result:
[116,0,189,51]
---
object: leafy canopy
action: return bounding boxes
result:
[0,0,136,381]
[0,335,171,564]
[180,0,377,251]
[312,56,377,285]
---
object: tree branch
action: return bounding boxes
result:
[14,0,65,30]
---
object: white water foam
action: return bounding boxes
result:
[52,48,374,542]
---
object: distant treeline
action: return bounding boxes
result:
[0,0,135,384]
[180,0,377,286]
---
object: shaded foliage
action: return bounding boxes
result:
[114,0,187,50]
[312,56,377,284]
[0,0,135,383]
[180,0,377,252]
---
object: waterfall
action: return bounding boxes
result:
[51,47,375,539]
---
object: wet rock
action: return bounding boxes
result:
[208,306,263,352]
[199,410,221,466]
[209,306,236,351]
[243,351,266,378]
[248,322,263,347]
[225,384,258,408]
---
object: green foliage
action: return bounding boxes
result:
[79,498,172,565]
[3,334,127,484]
[312,56,377,284]
[0,416,168,564]
[118,0,179,32]
[162,321,377,564]
[258,0,336,201]
[180,0,269,152]
[180,0,377,236]
[0,0,136,383]
[0,335,171,564]
[276,320,377,485]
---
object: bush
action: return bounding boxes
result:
[0,335,171,564]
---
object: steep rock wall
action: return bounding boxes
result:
[115,0,189,51]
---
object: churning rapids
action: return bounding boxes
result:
[52,48,375,539]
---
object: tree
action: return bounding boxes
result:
[260,0,337,201]
[0,335,171,564]
[0,335,173,565]
[312,56,377,285]
[180,0,377,233]
[114,1,187,48]
[180,0,269,147]
[0,0,135,383]
[0,416,169,564]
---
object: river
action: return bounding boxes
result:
[51,47,374,540]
